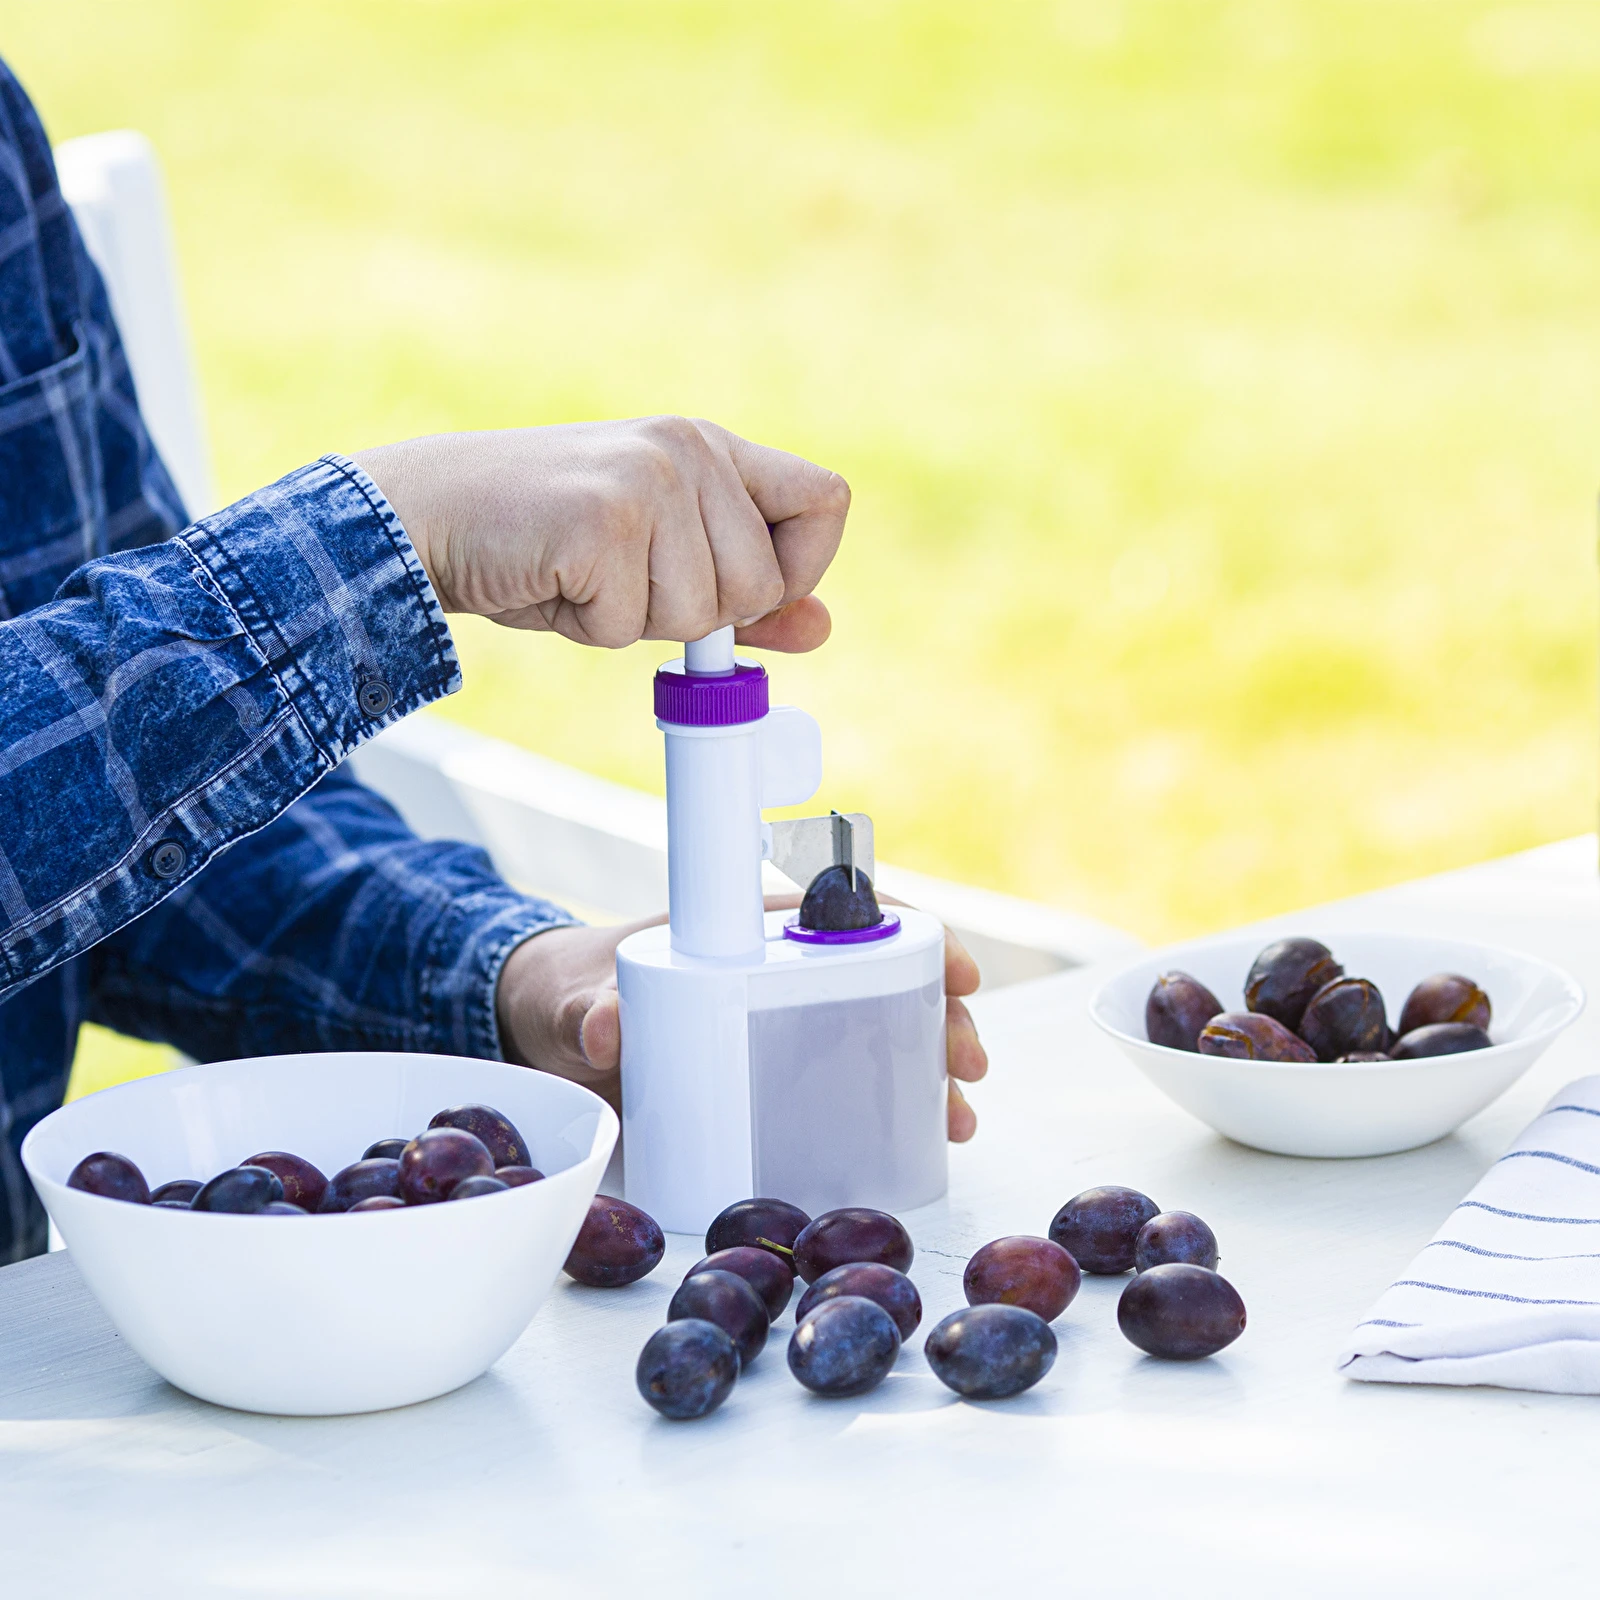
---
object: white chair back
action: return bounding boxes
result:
[55,131,215,518]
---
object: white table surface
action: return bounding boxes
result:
[5,837,1600,1599]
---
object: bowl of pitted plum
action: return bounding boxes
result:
[21,1051,617,1415]
[1091,932,1582,1157]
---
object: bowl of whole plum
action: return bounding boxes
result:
[1091,932,1582,1157]
[21,1051,618,1415]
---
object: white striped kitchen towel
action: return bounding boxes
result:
[1340,1075,1600,1393]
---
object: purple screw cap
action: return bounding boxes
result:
[654,660,769,727]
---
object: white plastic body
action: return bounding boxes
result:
[659,700,822,962]
[618,907,948,1233]
[663,720,765,961]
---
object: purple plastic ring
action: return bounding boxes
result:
[654,660,769,727]
[782,911,901,947]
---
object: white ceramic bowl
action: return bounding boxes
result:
[22,1052,618,1415]
[1091,932,1583,1158]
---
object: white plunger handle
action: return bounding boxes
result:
[684,625,736,675]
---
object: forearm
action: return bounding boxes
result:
[0,456,456,1001]
[86,769,577,1062]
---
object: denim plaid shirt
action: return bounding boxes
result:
[0,62,575,1260]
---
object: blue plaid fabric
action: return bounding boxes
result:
[0,61,576,1259]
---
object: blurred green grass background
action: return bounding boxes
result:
[5,2,1597,1088]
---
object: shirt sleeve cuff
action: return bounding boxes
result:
[178,453,459,763]
[419,893,582,1062]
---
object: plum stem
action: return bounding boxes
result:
[756,1236,795,1260]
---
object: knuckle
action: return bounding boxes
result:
[818,469,852,518]
[642,414,705,459]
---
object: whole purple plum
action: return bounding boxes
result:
[1048,1186,1159,1275]
[796,1262,922,1339]
[704,1197,811,1264]
[397,1128,494,1205]
[564,1195,665,1287]
[67,1152,150,1205]
[1117,1264,1245,1359]
[793,1208,913,1284]
[428,1104,531,1169]
[669,1270,769,1366]
[1134,1211,1219,1273]
[496,1165,544,1188]
[320,1158,402,1212]
[964,1235,1081,1321]
[243,1151,328,1215]
[687,1246,795,1322]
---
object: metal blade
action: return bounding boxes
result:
[768,811,874,893]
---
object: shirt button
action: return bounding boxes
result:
[148,841,188,880]
[357,676,394,718]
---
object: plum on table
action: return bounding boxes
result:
[428,1104,531,1169]
[1399,973,1491,1036]
[1048,1186,1160,1275]
[349,1195,406,1212]
[564,1195,665,1287]
[1117,1263,1246,1359]
[67,1152,150,1205]
[963,1235,1080,1321]
[243,1151,328,1215]
[795,1262,922,1339]
[686,1246,795,1322]
[192,1165,284,1214]
[668,1270,768,1366]
[1134,1211,1219,1273]
[397,1128,494,1204]
[704,1197,811,1263]
[363,1138,409,1161]
[260,1201,310,1216]
[637,1320,739,1420]
[1199,1012,1317,1062]
[1244,937,1342,1030]
[1145,972,1224,1052]
[924,1304,1056,1399]
[319,1157,402,1212]
[793,1208,913,1283]
[1391,1022,1492,1058]
[786,1296,900,1397]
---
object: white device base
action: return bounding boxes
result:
[618,908,947,1233]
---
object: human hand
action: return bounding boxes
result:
[352,417,848,652]
[496,904,989,1141]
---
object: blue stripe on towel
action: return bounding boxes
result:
[1547,1105,1600,1120]
[1496,1150,1600,1178]
[1392,1280,1600,1308]
[1424,1239,1600,1263]
[1456,1200,1600,1225]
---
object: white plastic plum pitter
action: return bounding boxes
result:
[616,626,947,1234]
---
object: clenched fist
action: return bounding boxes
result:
[354,416,850,653]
